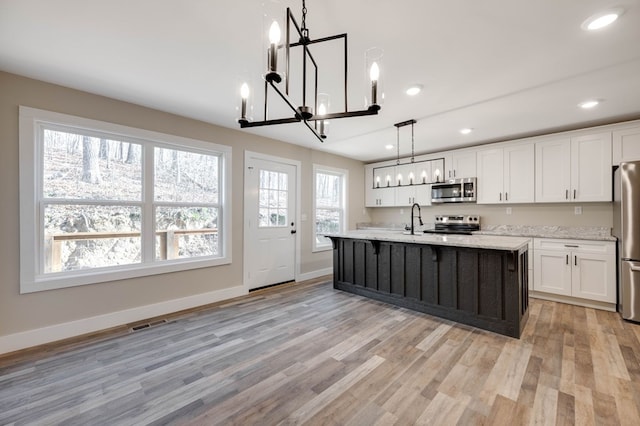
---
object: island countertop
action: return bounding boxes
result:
[327,230,530,252]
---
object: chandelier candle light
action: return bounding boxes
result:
[237,0,382,142]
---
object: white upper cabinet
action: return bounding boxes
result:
[443,150,476,179]
[535,133,611,203]
[366,121,622,207]
[571,133,612,202]
[476,148,504,204]
[613,125,640,164]
[535,138,571,202]
[504,143,535,203]
[477,143,534,204]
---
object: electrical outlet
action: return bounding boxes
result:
[506,207,512,215]
[574,206,582,215]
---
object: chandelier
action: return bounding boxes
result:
[237,0,382,142]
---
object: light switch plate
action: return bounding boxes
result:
[574,206,582,215]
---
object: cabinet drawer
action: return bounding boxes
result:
[533,238,614,255]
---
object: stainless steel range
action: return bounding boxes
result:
[422,215,480,235]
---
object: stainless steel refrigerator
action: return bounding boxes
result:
[613,161,640,322]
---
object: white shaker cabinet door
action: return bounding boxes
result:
[534,249,572,296]
[504,143,535,203]
[476,148,504,204]
[613,125,640,164]
[572,252,616,303]
[535,138,571,202]
[571,133,612,202]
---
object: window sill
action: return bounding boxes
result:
[21,256,231,294]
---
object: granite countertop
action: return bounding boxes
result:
[356,223,615,242]
[473,225,616,241]
[328,230,530,252]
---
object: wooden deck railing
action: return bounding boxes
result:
[45,229,217,272]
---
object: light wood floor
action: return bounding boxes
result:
[1,277,640,425]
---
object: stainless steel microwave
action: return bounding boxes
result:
[431,178,477,203]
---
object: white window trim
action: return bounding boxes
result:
[19,106,232,293]
[312,164,348,252]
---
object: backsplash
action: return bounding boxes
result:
[367,202,613,229]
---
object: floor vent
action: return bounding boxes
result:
[130,319,167,332]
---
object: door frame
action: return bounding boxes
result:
[243,150,302,292]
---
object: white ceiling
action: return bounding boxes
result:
[1,0,639,162]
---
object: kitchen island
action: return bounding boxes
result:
[327,231,530,338]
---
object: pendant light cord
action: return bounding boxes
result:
[411,121,415,163]
[397,126,400,165]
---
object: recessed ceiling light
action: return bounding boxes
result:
[405,84,423,96]
[385,144,394,150]
[579,100,600,109]
[460,128,473,135]
[582,9,623,31]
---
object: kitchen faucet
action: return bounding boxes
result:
[410,203,423,235]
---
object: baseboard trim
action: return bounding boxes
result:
[296,268,333,282]
[529,291,616,312]
[0,286,247,355]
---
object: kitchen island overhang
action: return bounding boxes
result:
[327,231,530,338]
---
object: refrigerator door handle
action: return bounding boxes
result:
[630,264,640,272]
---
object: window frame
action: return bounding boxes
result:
[19,106,232,293]
[312,164,348,252]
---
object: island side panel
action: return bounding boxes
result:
[330,237,528,338]
[456,249,480,314]
[421,246,438,305]
[478,250,504,320]
[353,239,367,287]
[437,247,457,309]
[405,245,422,300]
[390,244,406,297]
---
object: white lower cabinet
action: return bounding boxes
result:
[533,238,616,305]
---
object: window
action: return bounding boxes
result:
[19,107,231,293]
[313,165,347,251]
[258,169,289,227]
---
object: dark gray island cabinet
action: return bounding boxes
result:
[328,232,530,338]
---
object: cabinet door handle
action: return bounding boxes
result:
[499,193,502,201]
[573,189,577,199]
[505,192,508,201]
[564,245,579,248]
[453,170,456,178]
[566,254,569,265]
[574,256,577,266]
[565,189,569,200]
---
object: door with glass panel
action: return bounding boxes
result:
[245,154,297,290]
